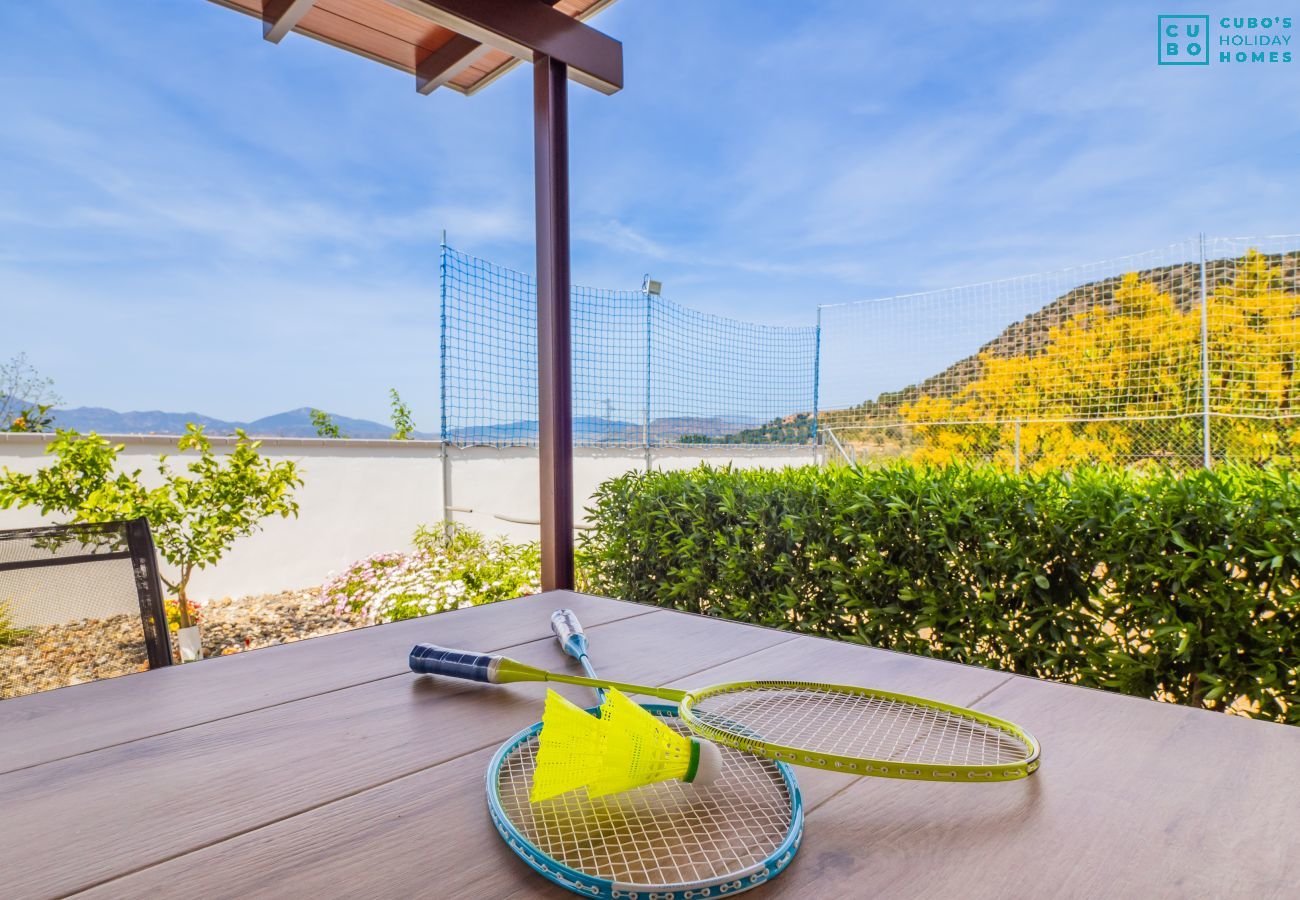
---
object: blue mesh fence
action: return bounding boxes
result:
[440,244,819,447]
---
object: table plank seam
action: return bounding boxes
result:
[613,634,803,694]
[625,602,1066,691]
[1,605,663,778]
[962,674,1018,710]
[0,671,402,780]
[59,632,806,898]
[56,738,510,900]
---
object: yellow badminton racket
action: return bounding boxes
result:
[412,643,1040,782]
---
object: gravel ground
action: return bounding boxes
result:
[1,588,364,700]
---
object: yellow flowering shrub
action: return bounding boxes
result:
[900,251,1300,469]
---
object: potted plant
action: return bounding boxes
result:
[165,598,204,662]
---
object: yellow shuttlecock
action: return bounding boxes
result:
[530,689,605,803]
[530,688,721,804]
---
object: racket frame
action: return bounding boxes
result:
[482,656,1040,781]
[486,703,803,899]
[680,679,1041,782]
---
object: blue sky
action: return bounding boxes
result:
[2,1,1298,424]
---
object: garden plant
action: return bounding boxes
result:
[389,388,416,440]
[583,461,1300,724]
[324,525,540,623]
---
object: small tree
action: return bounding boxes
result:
[1,354,62,432]
[389,388,415,440]
[0,425,302,628]
[310,408,344,438]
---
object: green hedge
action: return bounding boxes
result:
[581,463,1300,725]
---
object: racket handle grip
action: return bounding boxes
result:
[550,608,589,660]
[409,644,499,682]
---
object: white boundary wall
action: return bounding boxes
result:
[0,434,814,618]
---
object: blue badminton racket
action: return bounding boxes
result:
[482,609,804,899]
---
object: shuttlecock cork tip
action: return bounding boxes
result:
[686,737,723,789]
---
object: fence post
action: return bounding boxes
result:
[1199,233,1212,469]
[644,286,652,472]
[1013,420,1022,475]
[439,232,454,536]
[812,306,822,463]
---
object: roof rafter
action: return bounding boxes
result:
[262,0,318,44]
[415,34,490,94]
[414,0,562,96]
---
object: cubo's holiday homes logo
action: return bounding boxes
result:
[1158,14,1294,65]
[1159,15,1209,64]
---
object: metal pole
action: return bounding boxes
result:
[644,286,652,472]
[823,426,860,474]
[440,443,455,538]
[1199,233,1212,469]
[534,54,575,590]
[439,232,454,537]
[812,306,822,463]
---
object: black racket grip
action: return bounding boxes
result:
[409,643,498,682]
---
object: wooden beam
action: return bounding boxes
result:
[387,0,622,94]
[533,54,575,589]
[414,1,561,95]
[262,0,317,44]
[415,35,490,94]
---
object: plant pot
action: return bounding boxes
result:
[177,625,202,663]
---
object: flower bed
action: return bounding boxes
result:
[323,526,540,624]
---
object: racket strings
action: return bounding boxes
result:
[496,710,795,886]
[690,686,1031,767]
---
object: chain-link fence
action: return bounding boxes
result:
[819,234,1300,470]
[440,244,819,448]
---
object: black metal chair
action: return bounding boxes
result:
[0,518,172,699]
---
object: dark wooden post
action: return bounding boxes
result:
[533,53,575,590]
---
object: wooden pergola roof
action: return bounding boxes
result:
[210,0,621,94]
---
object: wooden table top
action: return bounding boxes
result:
[3,590,1298,899]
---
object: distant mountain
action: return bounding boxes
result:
[49,407,237,435]
[649,416,763,440]
[448,416,636,444]
[242,407,437,440]
[44,405,436,440]
[20,403,764,444]
[447,414,764,445]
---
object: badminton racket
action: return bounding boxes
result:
[416,642,1040,782]
[483,611,803,898]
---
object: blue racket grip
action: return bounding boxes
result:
[550,608,590,660]
[409,643,500,682]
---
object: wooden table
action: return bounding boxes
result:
[3,591,1298,899]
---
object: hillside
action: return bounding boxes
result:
[822,249,1300,425]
